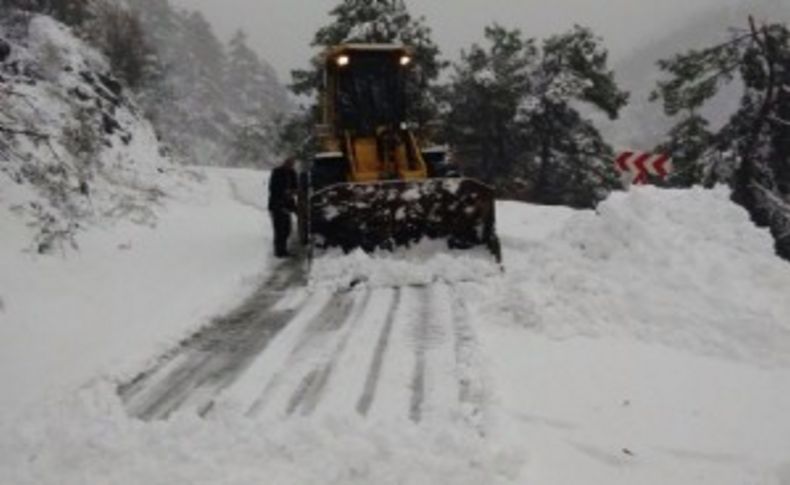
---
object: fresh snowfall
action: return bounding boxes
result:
[3,10,790,485]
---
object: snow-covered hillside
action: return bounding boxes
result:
[1,171,789,484]
[0,14,185,253]
[130,0,291,167]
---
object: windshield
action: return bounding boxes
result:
[335,53,405,135]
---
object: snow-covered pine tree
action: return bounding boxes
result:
[86,2,153,89]
[522,26,628,207]
[129,0,287,167]
[224,30,287,167]
[127,2,232,165]
[652,17,790,259]
[442,25,537,193]
[653,114,712,187]
[446,25,627,207]
[226,30,263,115]
[285,0,444,156]
[127,0,188,149]
[274,110,314,161]
[3,0,93,29]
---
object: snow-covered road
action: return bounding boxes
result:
[3,168,790,484]
[121,265,487,429]
[120,258,304,420]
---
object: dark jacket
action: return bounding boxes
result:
[268,165,297,212]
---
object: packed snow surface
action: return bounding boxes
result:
[2,176,790,484]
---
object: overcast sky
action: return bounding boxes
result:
[171,0,750,82]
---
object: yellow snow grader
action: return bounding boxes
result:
[298,44,500,260]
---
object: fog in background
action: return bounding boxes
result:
[170,0,757,81]
[167,0,787,147]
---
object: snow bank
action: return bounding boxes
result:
[467,186,790,484]
[477,328,790,485]
[490,186,790,366]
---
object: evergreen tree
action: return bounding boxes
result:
[524,26,628,207]
[285,0,444,156]
[225,30,286,118]
[87,3,153,89]
[4,0,93,28]
[130,2,235,165]
[652,17,790,259]
[274,108,317,161]
[129,0,288,166]
[6,0,288,167]
[653,114,712,187]
[226,31,261,114]
[228,120,274,168]
[445,25,628,207]
[442,25,536,190]
[224,30,287,166]
[128,0,191,149]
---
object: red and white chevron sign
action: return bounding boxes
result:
[615,151,673,184]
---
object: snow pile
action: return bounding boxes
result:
[1,15,183,253]
[309,243,501,290]
[492,185,790,365]
[0,381,523,485]
[474,186,790,484]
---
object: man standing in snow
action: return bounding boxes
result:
[268,157,298,258]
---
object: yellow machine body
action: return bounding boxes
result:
[302,44,501,261]
[319,45,428,182]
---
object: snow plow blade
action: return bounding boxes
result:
[309,178,501,261]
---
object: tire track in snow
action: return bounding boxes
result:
[404,283,488,425]
[357,285,477,424]
[245,288,366,417]
[121,262,489,429]
[288,290,373,416]
[451,286,488,432]
[409,287,432,423]
[409,283,469,424]
[119,259,304,420]
[356,288,402,416]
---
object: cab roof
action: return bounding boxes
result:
[325,44,413,58]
